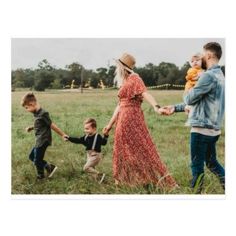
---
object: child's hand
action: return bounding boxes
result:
[63,134,69,141]
[192,75,199,81]
[198,71,203,77]
[102,127,110,136]
[25,126,34,132]
[102,128,109,136]
[184,106,191,115]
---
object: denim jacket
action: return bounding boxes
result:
[175,65,225,130]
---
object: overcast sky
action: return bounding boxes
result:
[11,38,225,70]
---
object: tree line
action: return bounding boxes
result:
[11,59,225,91]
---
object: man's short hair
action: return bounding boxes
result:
[84,118,97,128]
[204,42,222,60]
[21,92,37,106]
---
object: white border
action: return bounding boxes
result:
[1,1,236,236]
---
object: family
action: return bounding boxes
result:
[21,42,225,193]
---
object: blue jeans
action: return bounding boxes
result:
[29,142,49,176]
[190,132,225,189]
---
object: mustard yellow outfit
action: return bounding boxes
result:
[185,68,203,91]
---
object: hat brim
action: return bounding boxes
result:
[114,59,134,73]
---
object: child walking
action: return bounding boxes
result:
[65,118,108,184]
[21,92,67,180]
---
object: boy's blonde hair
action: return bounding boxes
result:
[84,118,97,128]
[21,92,37,107]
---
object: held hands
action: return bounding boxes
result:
[103,124,112,136]
[153,105,174,115]
[154,106,162,115]
[158,105,175,115]
[63,134,69,141]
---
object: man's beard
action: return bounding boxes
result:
[201,59,207,70]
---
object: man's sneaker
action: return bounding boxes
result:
[191,174,204,194]
[45,164,58,178]
[98,173,106,184]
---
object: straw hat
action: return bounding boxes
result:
[117,53,136,72]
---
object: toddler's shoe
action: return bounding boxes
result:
[98,173,106,184]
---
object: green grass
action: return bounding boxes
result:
[12,90,225,194]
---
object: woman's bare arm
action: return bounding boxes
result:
[103,105,120,133]
[142,92,161,114]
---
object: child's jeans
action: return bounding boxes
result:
[29,141,49,176]
[83,151,102,177]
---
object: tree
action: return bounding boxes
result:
[96,67,107,87]
[34,60,56,91]
[11,69,35,88]
[89,72,100,88]
[156,62,179,85]
[38,59,54,71]
[12,58,200,90]
[12,69,25,88]
[176,62,190,85]
[66,62,83,86]
[34,70,55,91]
[135,63,159,86]
[106,65,116,87]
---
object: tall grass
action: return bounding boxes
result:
[12,90,225,194]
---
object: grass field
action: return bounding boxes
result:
[11,89,225,194]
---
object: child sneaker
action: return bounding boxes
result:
[36,174,45,180]
[36,168,45,180]
[45,164,58,178]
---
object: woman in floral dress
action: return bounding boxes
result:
[103,53,177,188]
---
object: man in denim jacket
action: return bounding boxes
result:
[163,42,225,193]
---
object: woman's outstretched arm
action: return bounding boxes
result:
[142,92,162,114]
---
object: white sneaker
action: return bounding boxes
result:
[99,173,106,184]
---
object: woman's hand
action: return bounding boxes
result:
[103,124,112,135]
[159,106,175,115]
[154,106,162,115]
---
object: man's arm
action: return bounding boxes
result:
[184,73,214,105]
[142,92,162,114]
[174,103,186,112]
[159,103,186,115]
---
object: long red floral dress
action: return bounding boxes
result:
[113,73,176,187]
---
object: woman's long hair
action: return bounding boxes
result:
[114,62,132,88]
